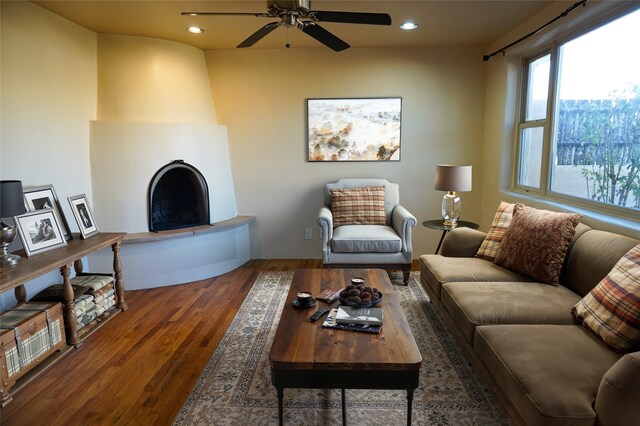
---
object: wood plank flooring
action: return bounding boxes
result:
[0,260,417,425]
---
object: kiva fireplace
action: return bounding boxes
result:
[148,160,209,232]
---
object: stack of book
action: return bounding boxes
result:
[322,306,384,334]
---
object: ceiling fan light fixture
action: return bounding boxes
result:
[400,22,418,30]
[186,26,206,34]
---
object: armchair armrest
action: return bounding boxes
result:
[440,227,487,258]
[392,205,416,260]
[316,206,333,246]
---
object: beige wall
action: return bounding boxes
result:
[97,34,216,122]
[0,0,97,307]
[206,46,486,258]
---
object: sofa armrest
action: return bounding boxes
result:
[392,205,417,262]
[317,206,333,262]
[440,227,487,258]
[595,351,640,426]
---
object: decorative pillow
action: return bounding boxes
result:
[494,205,582,285]
[572,244,640,352]
[330,186,386,227]
[475,201,519,261]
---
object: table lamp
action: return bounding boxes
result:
[434,165,472,227]
[1,180,26,266]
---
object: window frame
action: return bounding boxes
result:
[513,10,640,222]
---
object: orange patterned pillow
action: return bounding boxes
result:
[572,244,640,352]
[331,186,386,227]
[475,201,519,261]
[494,205,581,285]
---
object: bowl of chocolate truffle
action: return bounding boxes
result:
[338,278,383,308]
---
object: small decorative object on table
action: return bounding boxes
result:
[338,277,383,308]
[316,288,342,303]
[14,209,67,257]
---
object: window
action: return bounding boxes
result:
[516,9,640,217]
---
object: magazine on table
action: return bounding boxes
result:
[322,308,382,334]
[335,306,384,326]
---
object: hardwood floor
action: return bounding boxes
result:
[1,260,417,425]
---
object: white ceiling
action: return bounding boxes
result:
[30,1,557,51]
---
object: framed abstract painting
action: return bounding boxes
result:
[307,97,402,162]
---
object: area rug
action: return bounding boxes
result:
[173,272,506,425]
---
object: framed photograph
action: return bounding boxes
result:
[14,209,68,257]
[307,97,402,162]
[23,184,72,240]
[68,194,99,239]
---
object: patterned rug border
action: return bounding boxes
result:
[173,271,506,425]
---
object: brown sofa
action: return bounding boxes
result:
[420,223,640,426]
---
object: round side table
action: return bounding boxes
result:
[422,220,480,255]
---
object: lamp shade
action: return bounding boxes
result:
[0,180,26,218]
[434,165,472,192]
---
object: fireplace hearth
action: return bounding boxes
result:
[148,160,209,232]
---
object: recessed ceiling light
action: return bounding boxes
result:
[186,27,206,34]
[400,22,419,30]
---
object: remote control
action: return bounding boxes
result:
[309,307,331,322]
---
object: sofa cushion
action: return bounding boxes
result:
[441,281,581,344]
[494,205,581,286]
[475,201,517,261]
[330,186,386,227]
[331,225,401,253]
[562,228,639,296]
[475,324,622,426]
[572,243,640,352]
[419,254,532,301]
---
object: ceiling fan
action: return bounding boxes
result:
[182,0,392,52]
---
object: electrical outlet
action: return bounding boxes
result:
[304,228,313,240]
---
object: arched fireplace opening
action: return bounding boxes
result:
[148,160,209,232]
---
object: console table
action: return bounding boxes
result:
[0,232,127,405]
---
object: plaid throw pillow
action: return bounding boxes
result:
[331,186,386,227]
[475,202,518,261]
[572,244,640,352]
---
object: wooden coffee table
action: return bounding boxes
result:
[269,268,422,425]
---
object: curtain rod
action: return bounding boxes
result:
[483,0,589,61]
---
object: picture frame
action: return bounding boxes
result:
[307,97,402,162]
[23,184,73,240]
[14,209,68,257]
[68,194,99,239]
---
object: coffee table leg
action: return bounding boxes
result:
[277,387,284,425]
[341,388,347,425]
[406,388,415,425]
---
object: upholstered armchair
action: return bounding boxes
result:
[317,179,416,284]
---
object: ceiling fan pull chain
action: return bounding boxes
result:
[285,26,291,48]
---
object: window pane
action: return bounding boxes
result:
[525,54,550,120]
[519,127,544,188]
[551,10,640,211]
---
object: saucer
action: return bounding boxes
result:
[292,298,316,309]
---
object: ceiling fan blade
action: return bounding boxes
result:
[310,11,391,26]
[181,12,271,17]
[300,23,350,52]
[237,22,280,48]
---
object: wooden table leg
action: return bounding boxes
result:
[435,230,447,255]
[112,241,128,311]
[14,284,26,305]
[406,388,415,426]
[276,387,284,426]
[60,264,79,346]
[342,388,347,426]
